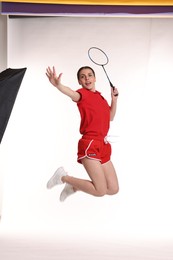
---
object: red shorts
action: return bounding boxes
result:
[77,136,111,164]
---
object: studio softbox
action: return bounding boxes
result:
[0,68,27,143]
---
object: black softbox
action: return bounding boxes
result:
[0,68,27,143]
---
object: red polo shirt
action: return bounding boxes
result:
[76,88,110,139]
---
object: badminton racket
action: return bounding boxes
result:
[88,47,116,92]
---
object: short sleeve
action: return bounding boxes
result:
[76,88,90,103]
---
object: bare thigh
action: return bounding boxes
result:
[81,158,107,196]
[102,160,119,195]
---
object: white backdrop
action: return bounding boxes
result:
[1,16,173,242]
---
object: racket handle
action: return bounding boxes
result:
[110,81,114,88]
[111,83,119,96]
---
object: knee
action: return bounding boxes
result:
[95,187,107,197]
[108,185,119,195]
[95,184,119,197]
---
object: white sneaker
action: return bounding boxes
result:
[60,184,75,202]
[47,167,67,189]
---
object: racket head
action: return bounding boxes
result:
[88,47,109,66]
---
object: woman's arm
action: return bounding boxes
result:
[110,87,119,121]
[46,66,80,102]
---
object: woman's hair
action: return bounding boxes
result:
[77,66,95,80]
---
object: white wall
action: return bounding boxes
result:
[1,16,173,242]
[0,13,7,217]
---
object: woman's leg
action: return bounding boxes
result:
[62,157,107,197]
[102,160,119,195]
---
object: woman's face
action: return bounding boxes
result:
[78,68,96,91]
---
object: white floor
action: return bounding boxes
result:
[0,228,173,260]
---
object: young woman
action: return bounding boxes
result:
[46,66,119,202]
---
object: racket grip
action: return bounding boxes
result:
[110,82,114,88]
[111,84,119,96]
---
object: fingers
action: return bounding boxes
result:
[46,66,60,79]
[114,92,119,97]
[46,66,52,78]
[112,87,119,97]
[46,66,63,87]
[52,66,56,76]
[46,66,54,77]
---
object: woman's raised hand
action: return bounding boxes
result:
[46,66,62,88]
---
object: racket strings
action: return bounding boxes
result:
[88,46,114,89]
[88,47,109,66]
